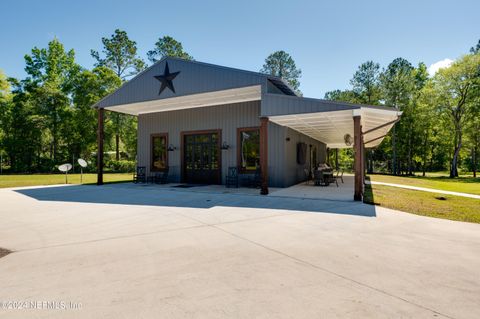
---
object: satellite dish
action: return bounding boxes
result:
[58,163,72,184]
[78,158,87,168]
[58,163,73,172]
[344,134,353,146]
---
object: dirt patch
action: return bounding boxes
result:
[0,247,12,258]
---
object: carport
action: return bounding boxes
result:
[260,93,401,200]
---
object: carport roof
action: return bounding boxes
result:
[262,93,401,148]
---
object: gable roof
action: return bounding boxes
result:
[93,57,297,109]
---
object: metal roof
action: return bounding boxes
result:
[93,57,298,109]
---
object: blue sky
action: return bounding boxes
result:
[1,0,478,98]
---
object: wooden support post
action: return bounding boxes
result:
[335,148,339,170]
[361,126,365,190]
[353,115,363,201]
[97,108,104,185]
[260,117,269,195]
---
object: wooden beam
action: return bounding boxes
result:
[363,117,400,135]
[353,115,363,201]
[364,134,387,146]
[335,148,339,170]
[260,117,269,195]
[97,108,104,185]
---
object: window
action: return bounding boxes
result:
[238,127,260,172]
[151,133,168,171]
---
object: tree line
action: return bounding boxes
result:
[0,29,302,173]
[0,29,303,173]
[0,30,478,178]
[324,41,479,178]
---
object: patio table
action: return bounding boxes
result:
[322,170,333,186]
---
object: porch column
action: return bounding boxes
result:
[353,115,363,201]
[335,148,339,170]
[361,131,365,186]
[97,107,104,185]
[260,117,269,195]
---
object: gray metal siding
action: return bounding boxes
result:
[282,127,327,187]
[267,122,286,187]
[97,58,267,108]
[261,93,359,117]
[138,101,286,187]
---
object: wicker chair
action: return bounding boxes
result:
[154,167,169,184]
[225,166,239,188]
[133,166,146,183]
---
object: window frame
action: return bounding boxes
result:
[237,127,261,173]
[150,133,169,172]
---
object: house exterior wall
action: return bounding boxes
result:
[137,100,326,188]
[283,127,327,187]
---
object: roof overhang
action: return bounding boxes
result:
[268,106,401,149]
[101,85,262,116]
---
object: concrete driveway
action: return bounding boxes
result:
[0,183,479,319]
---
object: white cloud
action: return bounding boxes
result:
[428,58,454,76]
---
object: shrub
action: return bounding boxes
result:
[105,159,135,173]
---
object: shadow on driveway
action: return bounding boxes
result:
[15,183,376,217]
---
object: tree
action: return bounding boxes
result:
[260,50,302,93]
[466,113,480,177]
[91,29,145,80]
[0,70,9,98]
[470,39,480,54]
[0,70,11,168]
[147,36,193,63]
[324,89,356,102]
[433,54,480,177]
[380,58,415,175]
[1,78,42,172]
[91,29,144,160]
[350,61,381,104]
[71,66,122,160]
[24,38,80,165]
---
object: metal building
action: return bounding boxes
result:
[93,57,400,200]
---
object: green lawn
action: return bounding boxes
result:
[0,173,132,188]
[364,184,480,224]
[368,173,480,195]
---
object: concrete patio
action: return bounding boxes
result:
[0,183,479,318]
[115,174,354,202]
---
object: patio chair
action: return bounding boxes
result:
[225,166,239,188]
[336,169,344,184]
[154,167,169,184]
[133,166,146,183]
[331,170,339,187]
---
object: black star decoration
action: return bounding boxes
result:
[154,62,180,95]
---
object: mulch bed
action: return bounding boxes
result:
[0,248,12,259]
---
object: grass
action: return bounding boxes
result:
[368,173,480,195]
[364,182,480,224]
[0,173,132,188]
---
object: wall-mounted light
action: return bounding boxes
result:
[285,137,291,142]
[167,144,176,151]
[221,141,230,150]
